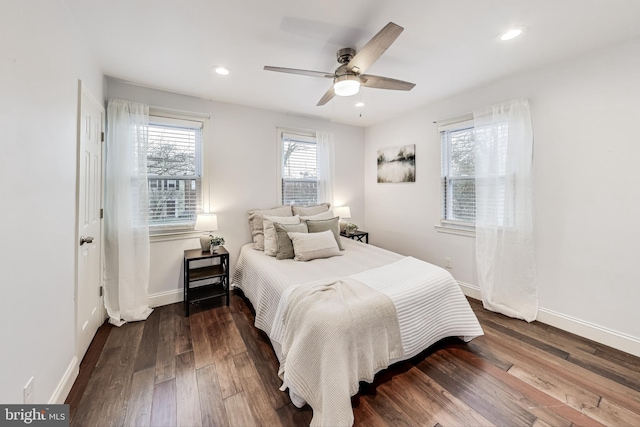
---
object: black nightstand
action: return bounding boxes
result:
[183,247,229,316]
[340,230,369,244]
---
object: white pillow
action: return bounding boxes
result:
[299,209,334,221]
[288,230,342,262]
[263,215,300,256]
[292,203,330,216]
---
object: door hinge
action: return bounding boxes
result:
[99,286,103,297]
[100,208,104,219]
[101,131,105,142]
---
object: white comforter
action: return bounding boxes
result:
[232,238,484,423]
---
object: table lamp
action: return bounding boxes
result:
[334,206,351,233]
[194,213,218,251]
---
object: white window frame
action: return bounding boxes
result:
[276,127,318,206]
[436,117,476,237]
[147,108,208,237]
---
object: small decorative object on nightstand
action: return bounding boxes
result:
[340,229,369,244]
[209,235,225,253]
[344,223,358,234]
[183,246,229,316]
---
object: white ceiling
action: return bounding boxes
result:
[64,0,640,127]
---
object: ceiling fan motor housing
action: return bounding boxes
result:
[336,48,356,65]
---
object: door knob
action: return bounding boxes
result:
[80,236,95,245]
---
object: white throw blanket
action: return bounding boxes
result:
[274,278,404,427]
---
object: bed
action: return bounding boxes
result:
[232,236,483,426]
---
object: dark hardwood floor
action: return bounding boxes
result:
[67,291,640,426]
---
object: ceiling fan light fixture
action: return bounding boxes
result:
[334,75,360,97]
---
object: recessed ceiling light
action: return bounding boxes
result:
[500,26,527,41]
[213,66,230,76]
[355,101,365,107]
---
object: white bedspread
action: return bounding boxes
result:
[232,238,484,424]
[233,238,403,335]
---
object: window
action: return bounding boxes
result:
[440,118,511,230]
[146,115,203,231]
[440,119,476,225]
[278,129,318,205]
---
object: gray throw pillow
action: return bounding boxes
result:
[305,217,343,250]
[274,222,308,260]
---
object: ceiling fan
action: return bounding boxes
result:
[264,22,416,106]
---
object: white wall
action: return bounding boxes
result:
[364,37,640,355]
[0,0,103,403]
[106,79,366,302]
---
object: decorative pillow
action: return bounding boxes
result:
[292,203,330,216]
[288,230,342,262]
[299,210,334,221]
[305,217,343,250]
[263,215,300,256]
[248,205,292,250]
[274,222,308,260]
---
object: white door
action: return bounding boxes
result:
[76,82,105,360]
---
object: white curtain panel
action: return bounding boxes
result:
[316,131,335,206]
[473,98,538,322]
[104,99,153,326]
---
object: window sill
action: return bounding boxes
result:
[434,224,476,238]
[150,230,201,243]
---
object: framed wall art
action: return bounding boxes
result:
[377,144,415,183]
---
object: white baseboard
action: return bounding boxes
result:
[49,356,79,404]
[536,307,640,358]
[457,281,640,358]
[458,281,482,300]
[149,289,183,308]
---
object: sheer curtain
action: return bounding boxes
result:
[104,99,153,326]
[474,98,538,322]
[316,131,335,205]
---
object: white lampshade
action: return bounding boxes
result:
[194,213,218,231]
[195,213,218,252]
[334,206,351,219]
[333,75,360,97]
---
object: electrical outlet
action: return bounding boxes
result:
[24,376,34,404]
[445,257,453,269]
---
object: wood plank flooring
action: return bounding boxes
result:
[67,291,640,426]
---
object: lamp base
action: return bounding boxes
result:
[199,234,211,252]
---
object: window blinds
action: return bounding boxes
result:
[281,132,317,205]
[441,125,476,224]
[147,118,202,229]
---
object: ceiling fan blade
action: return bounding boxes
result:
[346,22,404,75]
[317,86,335,106]
[264,66,334,78]
[360,74,415,91]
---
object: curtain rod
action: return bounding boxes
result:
[433,113,473,126]
[149,105,210,121]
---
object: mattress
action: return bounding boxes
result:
[232,237,483,362]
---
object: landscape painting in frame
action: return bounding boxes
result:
[377,144,416,183]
